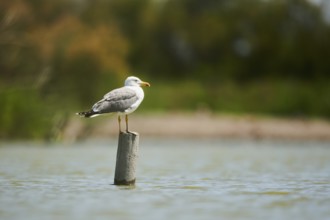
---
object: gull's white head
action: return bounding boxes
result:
[125,76,151,87]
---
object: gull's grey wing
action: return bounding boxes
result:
[92,87,138,113]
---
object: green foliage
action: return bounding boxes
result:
[1,0,330,139]
[144,80,330,118]
[0,88,53,139]
[128,0,330,81]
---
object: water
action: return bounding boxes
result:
[1,138,330,220]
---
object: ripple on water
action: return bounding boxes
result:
[0,141,330,220]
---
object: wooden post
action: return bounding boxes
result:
[114,132,139,185]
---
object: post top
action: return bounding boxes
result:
[119,131,139,136]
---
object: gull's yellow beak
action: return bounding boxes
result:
[139,81,151,87]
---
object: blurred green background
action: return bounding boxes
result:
[1,0,330,139]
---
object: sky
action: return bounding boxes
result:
[308,0,330,23]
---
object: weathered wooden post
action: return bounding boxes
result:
[114,131,139,185]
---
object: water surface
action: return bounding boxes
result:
[1,138,330,220]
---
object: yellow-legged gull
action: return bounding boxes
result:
[77,76,150,132]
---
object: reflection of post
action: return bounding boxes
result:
[114,132,139,185]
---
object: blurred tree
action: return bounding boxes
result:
[126,0,330,82]
[0,0,130,139]
[1,0,330,139]
[28,15,128,104]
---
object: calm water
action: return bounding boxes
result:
[0,138,330,220]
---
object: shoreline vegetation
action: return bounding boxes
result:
[60,113,330,142]
[1,1,330,141]
[1,80,330,141]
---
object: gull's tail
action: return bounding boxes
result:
[76,110,99,118]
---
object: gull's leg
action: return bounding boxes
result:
[118,115,122,133]
[125,115,129,133]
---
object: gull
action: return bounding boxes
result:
[77,76,150,133]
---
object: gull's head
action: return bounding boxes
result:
[125,76,150,87]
